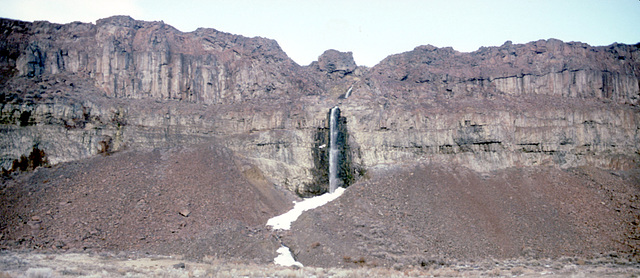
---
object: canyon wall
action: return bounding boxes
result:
[366,40,639,105]
[2,16,321,104]
[343,39,640,172]
[1,17,638,195]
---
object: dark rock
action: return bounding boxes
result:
[1,17,636,193]
[315,49,357,76]
[172,262,185,269]
[1,16,322,105]
[367,39,640,105]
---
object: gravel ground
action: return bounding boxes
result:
[1,250,639,277]
[285,162,640,268]
[1,144,639,275]
[0,144,294,263]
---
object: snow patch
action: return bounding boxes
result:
[267,187,345,230]
[274,246,303,267]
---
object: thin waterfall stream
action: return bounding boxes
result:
[268,97,350,267]
[343,85,353,98]
[329,106,340,193]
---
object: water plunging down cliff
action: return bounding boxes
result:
[329,106,341,193]
[303,105,360,196]
[343,85,354,99]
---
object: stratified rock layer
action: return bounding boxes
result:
[366,40,639,105]
[1,17,639,195]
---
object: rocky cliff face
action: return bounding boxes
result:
[1,17,639,195]
[342,39,640,173]
[365,40,639,105]
[3,16,321,104]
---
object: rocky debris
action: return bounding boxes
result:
[0,16,639,268]
[284,163,640,268]
[0,143,295,262]
[178,209,190,217]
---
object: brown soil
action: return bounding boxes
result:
[284,162,640,268]
[1,144,639,270]
[0,143,295,264]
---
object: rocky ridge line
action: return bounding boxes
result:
[0,16,639,195]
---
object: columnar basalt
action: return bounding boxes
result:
[366,40,640,105]
[0,17,638,195]
[340,97,639,172]
[3,16,322,105]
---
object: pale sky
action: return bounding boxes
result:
[1,0,638,67]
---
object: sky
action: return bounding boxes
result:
[0,0,638,67]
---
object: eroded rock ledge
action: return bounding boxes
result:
[1,16,639,194]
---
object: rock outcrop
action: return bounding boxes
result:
[312,49,357,77]
[1,17,639,195]
[365,40,639,105]
[341,39,640,173]
[3,16,321,104]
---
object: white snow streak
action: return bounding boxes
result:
[266,187,346,230]
[273,246,303,267]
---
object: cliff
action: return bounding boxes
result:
[1,16,322,104]
[1,16,639,196]
[366,40,639,105]
[342,39,640,173]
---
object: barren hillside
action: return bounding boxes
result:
[0,16,639,271]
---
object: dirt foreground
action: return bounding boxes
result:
[284,163,640,268]
[1,144,639,276]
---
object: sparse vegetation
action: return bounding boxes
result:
[342,255,368,267]
[1,252,639,277]
[24,268,55,278]
[4,147,49,175]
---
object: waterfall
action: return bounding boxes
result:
[329,106,340,193]
[343,85,353,98]
[267,106,349,267]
